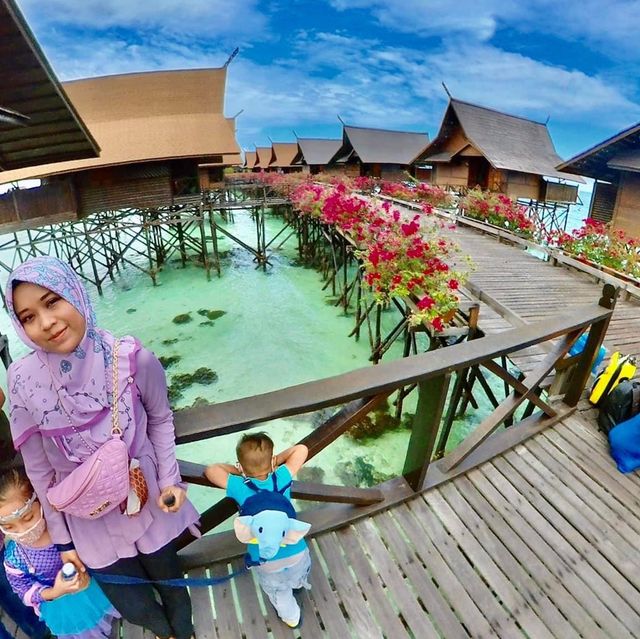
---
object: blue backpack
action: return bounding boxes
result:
[239,473,296,518]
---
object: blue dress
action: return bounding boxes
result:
[4,541,119,639]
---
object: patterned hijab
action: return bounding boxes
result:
[6,257,137,449]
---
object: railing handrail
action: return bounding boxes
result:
[174,300,612,444]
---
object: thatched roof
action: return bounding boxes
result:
[243,150,257,169]
[293,138,342,166]
[270,142,298,168]
[417,99,581,181]
[255,146,274,169]
[0,68,240,184]
[557,122,640,181]
[335,125,429,165]
[0,0,99,170]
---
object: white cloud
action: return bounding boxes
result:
[16,0,268,38]
[328,0,640,59]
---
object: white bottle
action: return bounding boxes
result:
[61,562,77,581]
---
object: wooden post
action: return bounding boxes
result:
[402,374,451,491]
[563,284,617,406]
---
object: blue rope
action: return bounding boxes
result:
[92,565,247,588]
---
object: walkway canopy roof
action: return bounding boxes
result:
[270,142,298,168]
[0,0,99,171]
[0,68,240,184]
[255,146,274,169]
[416,98,582,182]
[557,121,640,182]
[293,138,342,166]
[333,125,429,165]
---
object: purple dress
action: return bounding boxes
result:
[14,347,199,569]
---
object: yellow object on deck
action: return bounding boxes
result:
[589,351,637,406]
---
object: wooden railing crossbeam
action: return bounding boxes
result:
[173,302,612,444]
[441,329,581,472]
[482,359,556,417]
[176,459,384,506]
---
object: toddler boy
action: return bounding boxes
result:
[205,433,310,628]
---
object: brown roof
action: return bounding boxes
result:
[0,0,99,170]
[557,121,640,181]
[293,138,342,166]
[336,125,429,165]
[608,150,640,172]
[255,146,274,169]
[0,68,240,184]
[417,99,582,182]
[270,142,298,168]
[243,150,257,169]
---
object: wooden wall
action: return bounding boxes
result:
[612,171,640,235]
[76,164,173,216]
[0,180,78,227]
[433,161,467,187]
[505,171,541,200]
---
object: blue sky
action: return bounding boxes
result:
[17,0,640,166]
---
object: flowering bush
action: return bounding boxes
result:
[378,181,453,208]
[547,218,640,277]
[460,189,535,238]
[287,181,470,329]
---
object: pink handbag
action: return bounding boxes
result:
[47,340,130,519]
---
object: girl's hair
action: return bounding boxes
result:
[0,468,32,502]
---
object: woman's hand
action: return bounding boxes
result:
[158,486,186,513]
[43,569,88,600]
[60,549,86,574]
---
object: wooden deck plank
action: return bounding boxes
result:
[546,422,640,509]
[493,453,640,629]
[335,526,411,638]
[407,497,523,638]
[373,510,471,639]
[438,480,582,639]
[316,534,384,638]
[532,434,640,537]
[462,469,610,639]
[392,503,496,638]
[353,516,441,638]
[514,442,640,584]
[424,488,556,639]
[306,543,353,638]
[232,561,270,639]
[210,563,243,639]
[188,567,218,639]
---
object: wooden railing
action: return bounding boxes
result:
[174,285,616,568]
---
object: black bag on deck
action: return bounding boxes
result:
[598,380,640,433]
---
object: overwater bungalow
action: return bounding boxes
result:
[414,98,581,202]
[328,124,429,180]
[0,68,241,226]
[557,122,640,234]
[0,0,99,173]
[242,150,258,171]
[254,146,274,171]
[269,142,302,173]
[291,138,342,174]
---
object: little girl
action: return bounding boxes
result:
[0,469,119,638]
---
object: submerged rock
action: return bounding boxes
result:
[172,313,192,324]
[347,402,401,440]
[161,338,179,346]
[174,396,214,412]
[158,355,181,369]
[199,320,215,327]
[337,457,393,488]
[197,309,226,321]
[126,308,136,314]
[297,466,325,483]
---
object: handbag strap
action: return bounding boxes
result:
[111,339,122,437]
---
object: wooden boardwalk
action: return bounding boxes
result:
[187,414,640,638]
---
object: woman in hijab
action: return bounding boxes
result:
[5,257,199,639]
